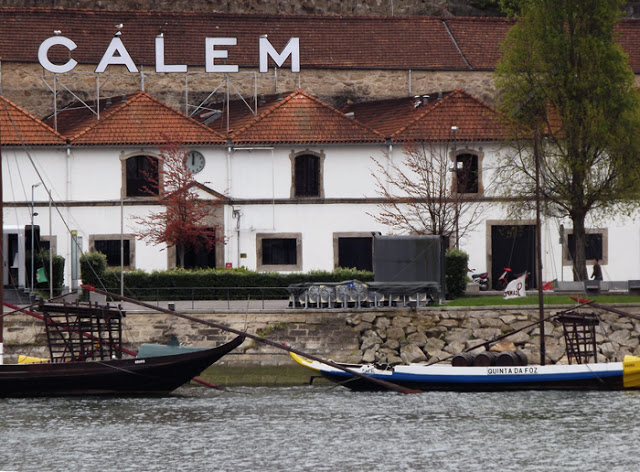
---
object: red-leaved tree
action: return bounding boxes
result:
[133,138,222,268]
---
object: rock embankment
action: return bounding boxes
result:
[345,307,640,366]
[4,305,640,367]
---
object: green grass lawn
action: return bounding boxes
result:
[444,294,640,307]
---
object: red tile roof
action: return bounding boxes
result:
[344,89,507,142]
[342,92,455,137]
[192,92,289,135]
[0,96,65,146]
[0,8,469,70]
[393,88,508,141]
[230,89,385,144]
[58,91,226,145]
[3,8,640,72]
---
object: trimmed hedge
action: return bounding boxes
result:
[445,248,469,299]
[80,260,374,301]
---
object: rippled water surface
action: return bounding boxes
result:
[1,386,639,471]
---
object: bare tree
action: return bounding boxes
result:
[370,141,487,247]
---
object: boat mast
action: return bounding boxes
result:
[535,130,545,365]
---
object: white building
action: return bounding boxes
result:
[0,87,630,292]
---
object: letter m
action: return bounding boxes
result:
[259,37,300,73]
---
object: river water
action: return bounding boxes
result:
[1,385,639,471]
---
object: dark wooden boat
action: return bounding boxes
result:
[0,301,244,397]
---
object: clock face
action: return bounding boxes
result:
[185,151,205,174]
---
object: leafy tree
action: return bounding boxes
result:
[133,139,222,268]
[494,0,640,280]
[370,142,487,248]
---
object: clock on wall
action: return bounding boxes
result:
[185,150,206,174]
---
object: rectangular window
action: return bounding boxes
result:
[562,229,607,265]
[257,233,302,271]
[337,237,373,272]
[567,233,603,262]
[95,240,131,266]
[90,234,135,268]
[262,238,297,265]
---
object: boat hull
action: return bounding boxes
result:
[0,335,245,397]
[290,352,636,392]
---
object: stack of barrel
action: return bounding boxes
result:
[451,350,528,367]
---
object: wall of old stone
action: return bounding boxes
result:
[2,64,497,119]
[4,305,640,367]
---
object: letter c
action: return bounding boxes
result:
[38,36,78,74]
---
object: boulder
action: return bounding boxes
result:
[489,339,516,352]
[407,331,428,347]
[362,347,378,363]
[360,331,383,351]
[386,326,406,343]
[400,343,428,364]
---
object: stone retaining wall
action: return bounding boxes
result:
[4,304,640,366]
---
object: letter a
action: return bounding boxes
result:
[96,37,138,73]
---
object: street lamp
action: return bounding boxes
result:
[451,126,459,249]
[31,182,41,297]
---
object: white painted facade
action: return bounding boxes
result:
[3,127,639,291]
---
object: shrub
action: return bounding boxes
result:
[445,249,469,299]
[80,251,107,288]
[91,267,374,301]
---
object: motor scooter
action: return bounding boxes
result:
[497,267,528,290]
[468,269,489,291]
[497,267,513,290]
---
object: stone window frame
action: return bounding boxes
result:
[256,232,302,272]
[562,228,608,266]
[88,233,136,269]
[120,151,163,199]
[332,232,375,271]
[40,235,57,255]
[450,148,484,195]
[290,149,325,199]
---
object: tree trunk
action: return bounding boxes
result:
[177,243,185,269]
[571,213,589,281]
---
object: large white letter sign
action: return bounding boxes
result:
[38,36,78,74]
[155,36,187,73]
[205,38,239,73]
[95,37,138,73]
[259,37,300,73]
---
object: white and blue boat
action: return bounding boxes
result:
[290,351,640,392]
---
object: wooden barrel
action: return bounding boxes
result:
[495,351,519,366]
[473,351,496,367]
[451,352,476,367]
[515,350,529,366]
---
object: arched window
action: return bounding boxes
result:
[125,155,159,197]
[293,153,323,197]
[455,153,479,194]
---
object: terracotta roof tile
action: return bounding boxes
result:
[231,89,385,144]
[55,91,226,145]
[392,88,508,142]
[0,96,65,146]
[192,92,288,135]
[0,8,467,70]
[342,92,455,138]
[344,89,507,142]
[443,17,513,70]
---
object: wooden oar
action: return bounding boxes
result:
[2,301,225,390]
[84,285,421,394]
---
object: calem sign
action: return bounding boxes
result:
[38,35,300,74]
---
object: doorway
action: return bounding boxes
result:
[490,224,537,289]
